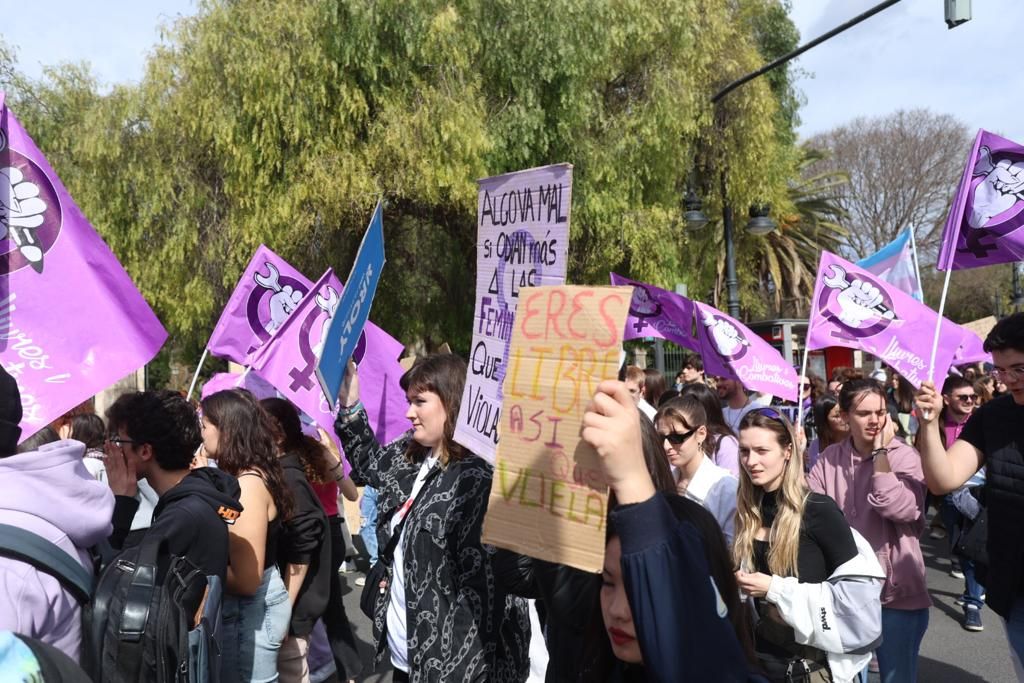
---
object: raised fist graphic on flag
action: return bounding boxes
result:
[0,166,47,271]
[836,279,883,328]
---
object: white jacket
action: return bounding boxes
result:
[764,528,885,683]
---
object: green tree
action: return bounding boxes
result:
[1,0,804,375]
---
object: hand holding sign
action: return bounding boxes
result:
[338,359,360,409]
[581,380,656,506]
[914,381,942,426]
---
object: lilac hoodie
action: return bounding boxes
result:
[807,437,931,611]
[0,439,114,659]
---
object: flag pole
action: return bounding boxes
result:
[185,348,209,401]
[235,365,252,386]
[924,267,954,420]
[908,225,925,305]
[795,337,811,454]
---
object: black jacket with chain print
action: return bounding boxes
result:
[335,408,530,682]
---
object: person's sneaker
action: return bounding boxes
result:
[354,576,366,587]
[340,560,356,573]
[930,526,947,539]
[964,606,984,631]
[950,559,964,579]
[955,594,966,607]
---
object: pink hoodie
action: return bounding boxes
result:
[807,436,931,611]
[0,439,114,660]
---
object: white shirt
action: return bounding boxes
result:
[637,398,657,421]
[679,456,738,545]
[722,402,755,433]
[387,454,438,672]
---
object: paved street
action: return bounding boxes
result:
[330,508,1017,682]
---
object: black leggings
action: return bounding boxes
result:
[324,515,363,678]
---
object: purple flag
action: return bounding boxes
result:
[0,93,167,440]
[249,269,410,449]
[693,302,799,402]
[807,251,963,388]
[207,244,312,364]
[608,273,699,352]
[938,129,1024,270]
[953,326,990,365]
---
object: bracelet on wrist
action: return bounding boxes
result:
[328,461,341,471]
[339,401,363,419]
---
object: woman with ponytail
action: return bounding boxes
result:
[734,408,884,683]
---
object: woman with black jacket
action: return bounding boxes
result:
[577,379,758,682]
[335,354,529,682]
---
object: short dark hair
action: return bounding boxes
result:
[985,313,1024,354]
[941,375,973,396]
[17,427,60,454]
[106,391,193,471]
[838,378,887,413]
[157,390,202,457]
[682,353,704,373]
[400,353,470,465]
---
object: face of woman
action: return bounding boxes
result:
[739,426,791,492]
[827,405,848,436]
[655,417,706,471]
[200,415,220,457]
[601,537,642,664]
[841,392,887,448]
[405,389,447,449]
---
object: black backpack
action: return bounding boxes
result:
[0,519,222,683]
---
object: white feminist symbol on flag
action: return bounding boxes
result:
[0,166,47,272]
[971,147,1024,229]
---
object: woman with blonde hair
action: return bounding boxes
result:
[734,408,884,683]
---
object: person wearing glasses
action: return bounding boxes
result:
[807,379,929,683]
[733,407,883,683]
[98,390,244,679]
[654,395,738,544]
[916,313,1024,676]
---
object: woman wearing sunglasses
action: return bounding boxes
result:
[734,408,884,683]
[807,379,929,683]
[655,395,738,544]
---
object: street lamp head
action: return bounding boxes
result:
[746,203,776,236]
[682,187,709,231]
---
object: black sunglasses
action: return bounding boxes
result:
[661,428,697,446]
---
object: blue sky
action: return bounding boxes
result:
[3,0,1023,141]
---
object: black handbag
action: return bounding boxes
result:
[954,506,988,569]
[360,467,440,619]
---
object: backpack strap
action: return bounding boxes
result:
[0,523,93,604]
[117,529,166,643]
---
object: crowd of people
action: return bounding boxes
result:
[1,313,1024,682]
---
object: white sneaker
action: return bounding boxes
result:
[355,576,366,587]
[340,560,356,573]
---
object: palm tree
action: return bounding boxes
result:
[754,146,848,318]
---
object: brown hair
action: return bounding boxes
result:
[260,397,333,484]
[643,368,666,405]
[201,389,294,521]
[655,396,711,456]
[838,378,887,414]
[400,353,470,466]
[624,365,645,385]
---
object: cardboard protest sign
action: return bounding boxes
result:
[317,201,385,407]
[481,285,631,573]
[454,164,572,462]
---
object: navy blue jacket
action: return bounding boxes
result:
[613,493,753,683]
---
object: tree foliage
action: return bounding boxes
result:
[805,109,971,262]
[1,0,805,367]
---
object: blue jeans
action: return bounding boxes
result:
[1004,596,1024,680]
[221,566,291,683]
[876,607,929,683]
[359,486,379,566]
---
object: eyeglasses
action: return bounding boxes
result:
[992,366,1024,383]
[661,428,697,446]
[106,435,135,449]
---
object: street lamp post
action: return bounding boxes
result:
[721,173,741,318]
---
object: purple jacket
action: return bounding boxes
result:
[807,437,931,611]
[0,440,114,659]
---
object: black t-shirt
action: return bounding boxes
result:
[958,394,1023,462]
[753,491,858,667]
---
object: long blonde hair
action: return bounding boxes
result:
[733,409,808,579]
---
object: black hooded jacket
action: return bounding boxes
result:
[110,467,243,588]
[277,453,330,637]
